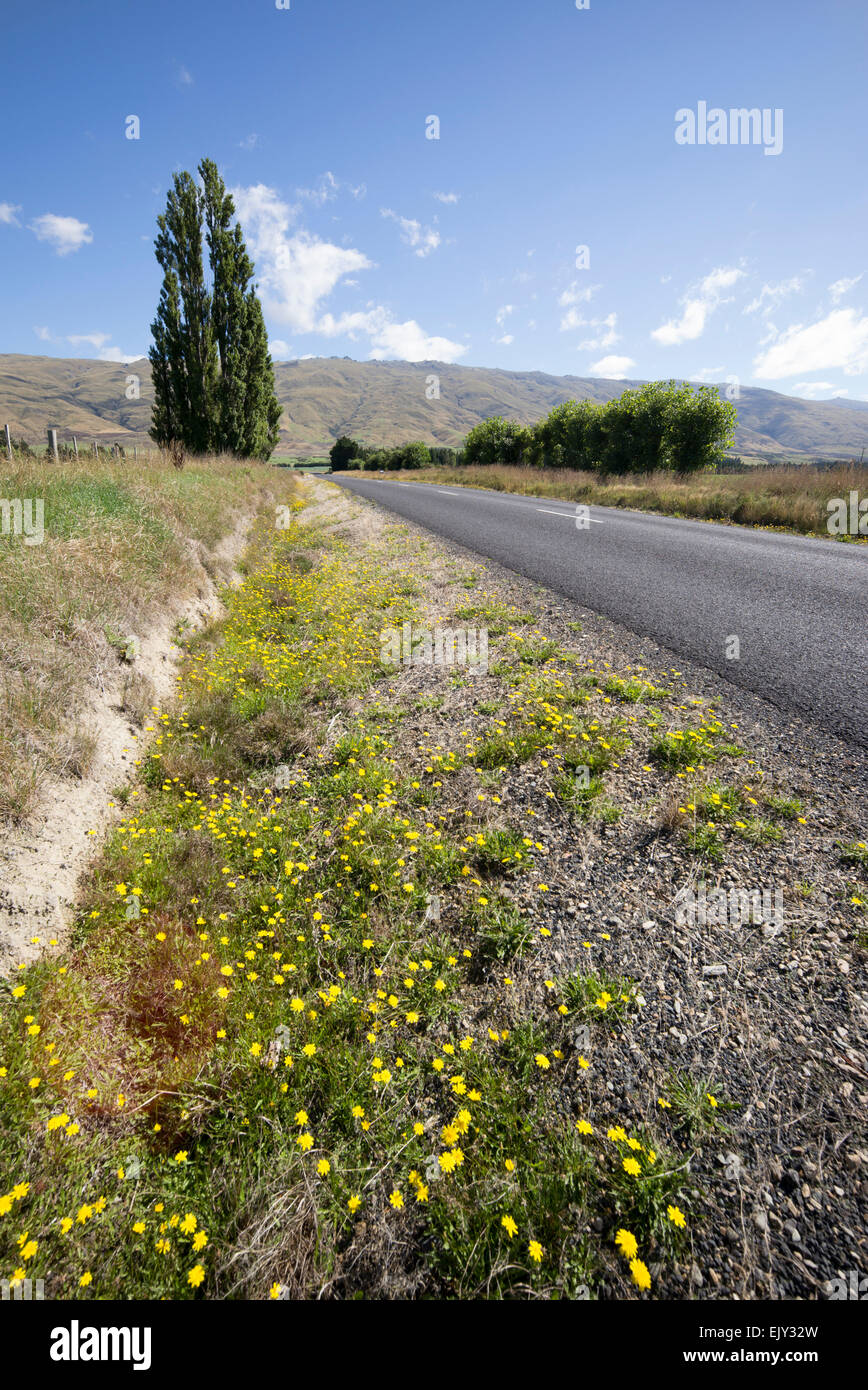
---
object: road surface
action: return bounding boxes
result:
[330,475,868,747]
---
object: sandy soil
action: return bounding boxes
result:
[0,513,254,975]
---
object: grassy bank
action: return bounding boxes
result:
[1,479,863,1300]
[339,463,868,538]
[0,453,295,822]
[0,492,689,1300]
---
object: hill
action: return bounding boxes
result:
[1,353,867,460]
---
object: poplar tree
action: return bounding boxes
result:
[149,159,281,459]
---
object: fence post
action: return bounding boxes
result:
[3,424,11,460]
[72,436,79,459]
[93,441,98,457]
[47,428,58,462]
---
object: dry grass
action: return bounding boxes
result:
[0,451,293,822]
[366,463,868,537]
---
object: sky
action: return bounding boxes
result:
[1,0,866,401]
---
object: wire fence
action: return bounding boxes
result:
[4,425,864,474]
[2,424,158,463]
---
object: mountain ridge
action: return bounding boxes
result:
[1,353,867,460]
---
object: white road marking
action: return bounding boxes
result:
[536,507,604,522]
[351,479,603,518]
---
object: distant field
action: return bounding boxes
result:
[337,463,868,538]
[272,455,331,472]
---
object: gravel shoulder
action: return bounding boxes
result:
[315,477,868,1300]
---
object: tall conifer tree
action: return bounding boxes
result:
[150,159,281,459]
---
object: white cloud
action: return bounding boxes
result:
[297,172,339,206]
[67,332,111,349]
[652,265,744,345]
[578,318,620,353]
[693,366,727,382]
[318,307,466,363]
[744,275,808,316]
[98,346,146,364]
[65,331,142,361]
[559,284,604,331]
[231,183,372,332]
[791,381,848,399]
[566,312,618,351]
[238,133,259,151]
[231,182,461,362]
[348,183,367,200]
[381,208,441,258]
[495,334,514,346]
[0,202,21,225]
[30,213,92,256]
[495,304,514,326]
[828,274,863,304]
[33,325,53,341]
[175,64,193,86]
[433,191,460,204]
[753,308,868,379]
[566,311,618,343]
[269,340,293,359]
[589,354,636,378]
[558,281,601,309]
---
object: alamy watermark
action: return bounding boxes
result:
[675,103,783,157]
[674,885,784,932]
[381,623,488,675]
[1,497,44,545]
[827,491,868,537]
[2,1276,44,1300]
[49,1322,152,1370]
[826,1270,867,1300]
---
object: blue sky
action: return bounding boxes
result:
[1,0,866,400]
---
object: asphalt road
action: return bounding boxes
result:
[331,475,868,747]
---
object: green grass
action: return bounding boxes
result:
[837,839,868,868]
[764,793,804,820]
[662,1071,734,1137]
[0,452,293,822]
[649,722,727,770]
[736,817,785,847]
[514,638,559,666]
[555,769,605,821]
[463,896,534,964]
[453,600,535,636]
[559,969,638,1026]
[604,675,669,704]
[685,824,725,862]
